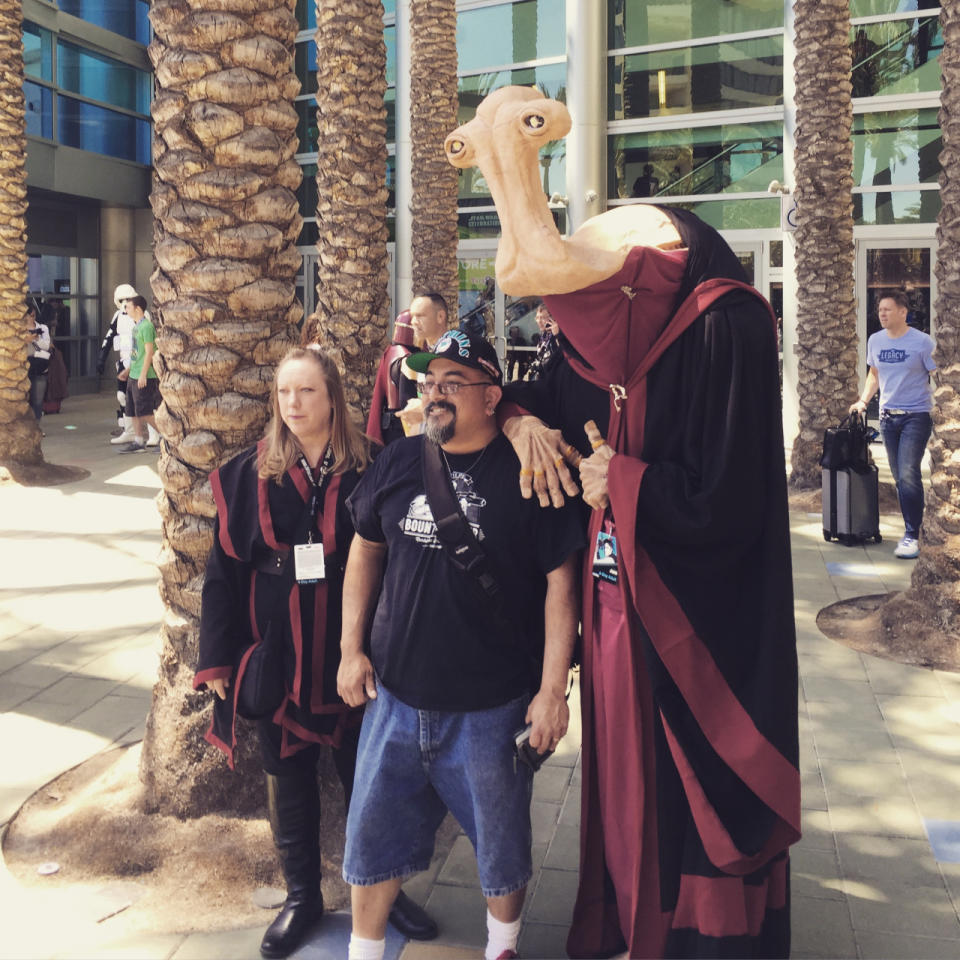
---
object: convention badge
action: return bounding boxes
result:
[294,542,326,583]
[592,530,618,583]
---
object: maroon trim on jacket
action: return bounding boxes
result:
[211,469,239,560]
[289,582,303,706]
[193,666,231,689]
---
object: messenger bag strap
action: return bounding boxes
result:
[421,438,509,628]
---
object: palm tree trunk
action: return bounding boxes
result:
[140,0,304,815]
[0,0,41,470]
[305,0,390,423]
[409,0,459,314]
[879,1,960,653]
[789,0,859,488]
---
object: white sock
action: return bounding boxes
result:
[348,934,385,960]
[485,910,521,960]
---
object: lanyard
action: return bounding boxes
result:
[297,445,334,544]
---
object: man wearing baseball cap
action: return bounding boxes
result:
[338,332,584,960]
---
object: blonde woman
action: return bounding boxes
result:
[194,346,436,956]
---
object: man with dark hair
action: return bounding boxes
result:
[338,331,583,960]
[850,289,936,558]
[409,292,449,350]
[117,295,161,454]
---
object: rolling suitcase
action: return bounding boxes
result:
[822,462,882,545]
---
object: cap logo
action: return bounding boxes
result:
[437,330,471,358]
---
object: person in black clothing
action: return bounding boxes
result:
[194,346,435,958]
[337,332,583,960]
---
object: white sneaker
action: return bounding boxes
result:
[894,536,919,559]
[110,428,136,445]
[146,425,161,447]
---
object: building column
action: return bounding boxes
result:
[100,205,136,336]
[565,0,606,233]
[394,0,413,316]
[781,0,800,448]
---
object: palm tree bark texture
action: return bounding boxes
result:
[141,0,303,815]
[789,0,859,488]
[305,0,390,424]
[410,0,460,316]
[879,0,960,652]
[0,0,41,469]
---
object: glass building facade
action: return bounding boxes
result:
[290,0,943,385]
[24,0,152,389]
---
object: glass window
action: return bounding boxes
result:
[25,82,53,139]
[57,1,150,45]
[458,0,565,73]
[57,95,151,164]
[386,25,396,88]
[458,208,565,240]
[298,220,319,247]
[298,163,318,219]
[652,197,780,230]
[610,0,783,50]
[296,40,318,96]
[383,0,396,17]
[386,86,396,142]
[850,1,940,17]
[57,41,151,115]
[23,22,53,82]
[850,17,942,98]
[854,190,941,226]
[853,108,940,187]
[608,122,783,200]
[609,35,782,120]
[296,98,318,154]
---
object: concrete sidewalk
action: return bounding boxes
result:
[1,392,959,959]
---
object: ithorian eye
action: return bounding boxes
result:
[523,114,545,129]
[448,139,465,154]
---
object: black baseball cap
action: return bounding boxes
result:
[406,331,502,384]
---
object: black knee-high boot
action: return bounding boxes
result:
[260,770,323,959]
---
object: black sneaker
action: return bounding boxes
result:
[117,441,146,454]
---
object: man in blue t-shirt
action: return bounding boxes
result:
[850,290,936,558]
[338,332,584,960]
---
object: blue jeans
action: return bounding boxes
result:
[880,411,932,538]
[343,683,533,898]
[28,373,47,420]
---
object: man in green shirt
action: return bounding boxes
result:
[117,295,161,453]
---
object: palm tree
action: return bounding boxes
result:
[140,0,304,815]
[305,0,390,422]
[789,0,859,488]
[0,0,41,473]
[879,0,960,649]
[409,0,459,316]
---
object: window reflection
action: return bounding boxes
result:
[609,124,783,200]
[609,36,783,120]
[610,0,783,49]
[852,108,940,190]
[296,98,318,154]
[639,198,779,231]
[850,1,940,17]
[57,0,150,45]
[457,0,565,73]
[854,190,941,226]
[57,96,150,164]
[25,82,53,139]
[296,41,318,95]
[23,22,53,82]
[850,17,942,98]
[57,40,151,115]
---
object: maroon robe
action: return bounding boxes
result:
[531,210,798,958]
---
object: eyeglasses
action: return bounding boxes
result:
[420,379,491,397]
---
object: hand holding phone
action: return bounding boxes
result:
[513,723,553,772]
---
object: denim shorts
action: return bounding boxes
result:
[343,682,533,898]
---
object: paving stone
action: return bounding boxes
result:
[1,660,69,690]
[819,757,911,801]
[0,681,42,713]
[790,895,857,958]
[519,921,570,959]
[543,823,580,872]
[55,932,188,960]
[935,670,960,702]
[802,676,877,705]
[791,845,845,901]
[526,867,580,925]
[423,883,487,948]
[799,809,837,852]
[68,693,152,743]
[798,652,867,682]
[826,791,926,840]
[532,763,572,804]
[854,931,960,960]
[531,799,562,844]
[805,693,882,726]
[399,943,482,960]
[800,770,827,811]
[837,833,946,889]
[811,722,896,762]
[436,834,479,887]
[846,882,960,939]
[169,926,262,960]
[31,676,119,710]
[862,656,944,697]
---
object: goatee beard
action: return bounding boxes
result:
[424,401,456,445]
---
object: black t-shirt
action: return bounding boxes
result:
[347,433,585,711]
